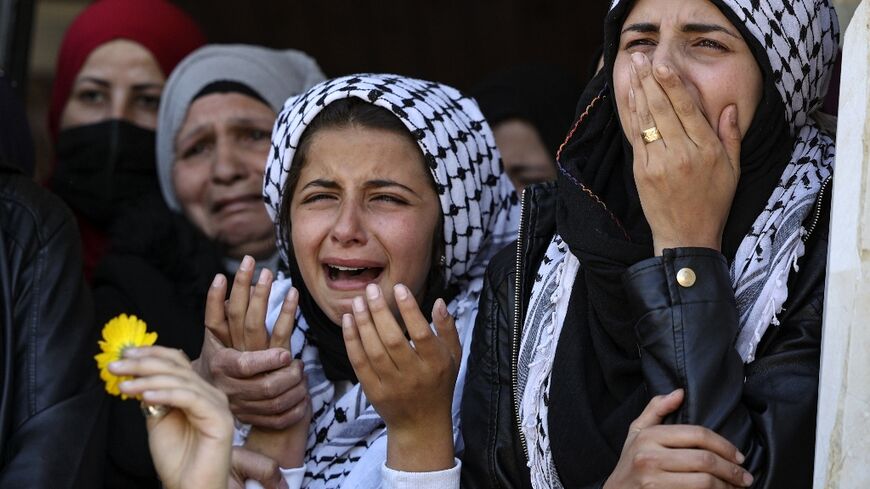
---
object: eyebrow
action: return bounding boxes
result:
[176,117,274,148]
[622,22,739,39]
[74,77,110,88]
[301,178,416,194]
[131,82,164,91]
[73,77,164,91]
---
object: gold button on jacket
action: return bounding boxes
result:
[677,267,697,288]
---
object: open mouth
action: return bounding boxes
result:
[323,264,384,287]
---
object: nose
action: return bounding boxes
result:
[330,200,367,245]
[110,91,132,122]
[648,41,685,79]
[211,136,248,184]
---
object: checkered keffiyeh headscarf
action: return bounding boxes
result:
[264,74,516,288]
[259,74,517,488]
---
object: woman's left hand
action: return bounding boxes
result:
[627,52,743,255]
[343,283,460,472]
[111,346,234,489]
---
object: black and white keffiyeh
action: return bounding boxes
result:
[256,74,518,488]
[521,1,839,487]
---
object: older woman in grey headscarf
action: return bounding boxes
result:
[91,44,324,489]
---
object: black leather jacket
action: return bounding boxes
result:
[461,181,831,489]
[0,167,107,488]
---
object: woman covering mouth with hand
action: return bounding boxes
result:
[200,74,518,488]
[461,0,839,488]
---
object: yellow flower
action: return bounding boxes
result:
[94,314,158,399]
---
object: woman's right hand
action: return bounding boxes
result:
[604,390,754,489]
[112,346,234,489]
[342,283,461,473]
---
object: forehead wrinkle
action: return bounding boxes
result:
[178,104,274,143]
[624,0,730,34]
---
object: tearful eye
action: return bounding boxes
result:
[373,195,408,205]
[697,39,727,51]
[625,39,656,50]
[302,194,337,204]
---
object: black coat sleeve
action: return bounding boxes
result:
[623,245,823,489]
[0,181,107,488]
[460,244,532,489]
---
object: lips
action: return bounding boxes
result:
[322,260,384,291]
[211,194,263,215]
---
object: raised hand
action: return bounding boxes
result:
[627,52,742,255]
[197,256,309,430]
[111,346,234,489]
[604,390,753,489]
[201,256,311,469]
[342,283,460,472]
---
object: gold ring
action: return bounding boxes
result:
[140,401,169,419]
[641,126,662,144]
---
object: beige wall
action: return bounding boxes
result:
[835,0,862,35]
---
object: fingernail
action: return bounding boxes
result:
[288,287,298,302]
[108,361,125,372]
[123,347,142,358]
[342,313,353,328]
[212,274,225,288]
[656,65,670,77]
[629,87,635,105]
[631,52,645,67]
[352,296,366,313]
[394,283,409,301]
[257,268,271,285]
[736,450,746,464]
[240,255,254,271]
[730,105,738,125]
[119,380,133,390]
[366,283,380,300]
[743,471,753,486]
[435,298,448,319]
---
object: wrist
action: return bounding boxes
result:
[246,422,309,468]
[652,236,721,256]
[190,358,211,383]
[386,417,454,472]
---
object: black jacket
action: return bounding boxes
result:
[92,195,223,489]
[0,168,107,488]
[461,181,831,488]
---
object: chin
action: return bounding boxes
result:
[219,231,274,254]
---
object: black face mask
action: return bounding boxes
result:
[52,119,158,227]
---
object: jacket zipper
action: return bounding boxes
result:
[511,188,530,462]
[803,175,832,242]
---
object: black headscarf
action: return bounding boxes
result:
[471,64,581,156]
[546,0,795,485]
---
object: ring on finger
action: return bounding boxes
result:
[641,126,662,144]
[141,401,170,419]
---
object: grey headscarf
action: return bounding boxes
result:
[156,44,325,211]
